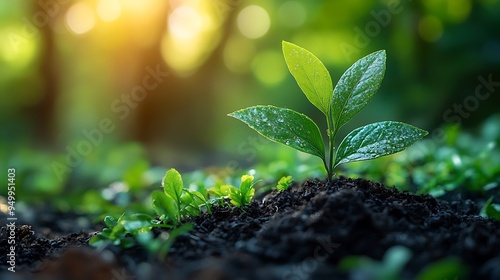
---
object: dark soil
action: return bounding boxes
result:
[1,177,500,279]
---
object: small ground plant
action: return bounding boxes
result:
[229,41,428,181]
[90,168,256,254]
[207,174,256,207]
[276,175,293,191]
[481,196,500,220]
[152,168,212,226]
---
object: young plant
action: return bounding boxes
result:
[89,213,155,248]
[227,175,256,207]
[276,175,293,191]
[208,175,256,207]
[480,196,500,220]
[152,168,211,225]
[229,41,428,181]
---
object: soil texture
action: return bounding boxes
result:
[1,177,500,279]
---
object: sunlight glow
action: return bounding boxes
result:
[66,2,96,35]
[97,0,121,22]
[168,5,203,40]
[0,27,39,70]
[162,1,222,76]
[120,0,158,13]
[237,5,270,39]
[118,0,166,48]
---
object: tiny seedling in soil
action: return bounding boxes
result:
[481,196,500,220]
[276,175,293,191]
[89,213,155,249]
[152,168,212,226]
[90,168,256,255]
[207,174,256,207]
[229,41,428,181]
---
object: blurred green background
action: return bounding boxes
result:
[1,0,499,215]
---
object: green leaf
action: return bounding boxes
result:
[152,190,180,224]
[109,213,126,239]
[104,216,117,228]
[227,185,243,207]
[207,184,230,198]
[121,213,153,235]
[486,203,500,220]
[180,192,194,205]
[282,41,333,115]
[89,234,107,247]
[162,168,183,202]
[239,175,255,205]
[225,176,255,207]
[228,105,325,159]
[331,50,386,129]
[191,183,209,199]
[334,121,428,168]
[180,191,202,216]
[481,196,500,220]
[190,190,212,214]
[189,190,207,204]
[276,175,293,191]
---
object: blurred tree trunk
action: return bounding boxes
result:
[33,4,58,146]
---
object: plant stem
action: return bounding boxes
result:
[321,157,329,181]
[326,114,336,182]
[328,134,335,181]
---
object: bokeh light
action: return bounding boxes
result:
[168,5,203,40]
[97,0,121,22]
[237,5,271,39]
[161,1,222,76]
[0,26,39,70]
[66,2,96,35]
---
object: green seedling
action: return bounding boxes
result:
[90,212,193,259]
[229,41,428,181]
[91,169,258,256]
[276,175,293,191]
[152,168,211,225]
[205,183,232,207]
[414,121,500,196]
[227,175,255,207]
[208,175,256,207]
[89,212,154,248]
[480,196,500,220]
